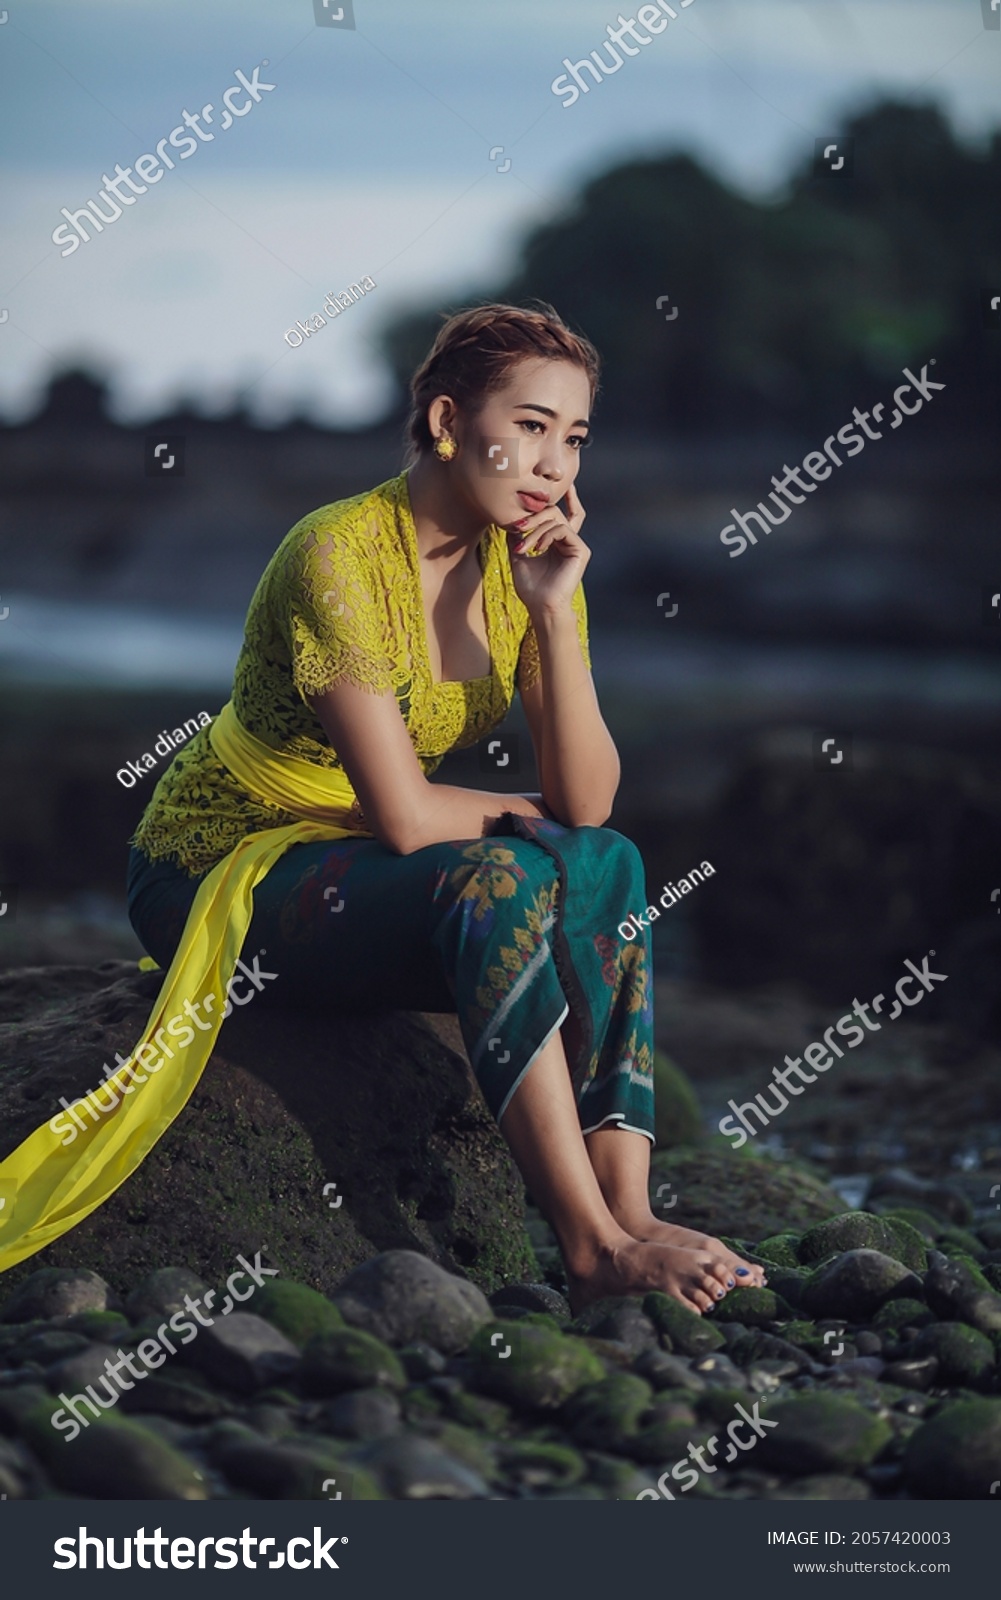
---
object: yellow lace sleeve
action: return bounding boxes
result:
[516,579,591,693]
[283,518,399,701]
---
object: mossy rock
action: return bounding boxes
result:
[755,1233,802,1269]
[0,962,537,1299]
[300,1328,407,1396]
[564,1373,654,1452]
[22,1398,209,1498]
[467,1320,605,1411]
[649,1145,845,1242]
[871,1297,936,1334]
[882,1218,932,1274]
[252,1281,345,1346]
[642,1292,726,1356]
[984,1264,1001,1295]
[754,1394,893,1476]
[912,1323,997,1389]
[62,1310,132,1343]
[499,1439,586,1490]
[695,1387,751,1427]
[715,1286,793,1328]
[628,1412,716,1469]
[878,1206,944,1242]
[937,1226,988,1261]
[798,1211,921,1269]
[653,1052,703,1148]
[761,1267,808,1309]
[903,1398,1001,1497]
[976,1220,1001,1251]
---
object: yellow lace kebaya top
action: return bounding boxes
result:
[132,470,591,877]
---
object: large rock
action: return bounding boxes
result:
[801,1250,922,1322]
[903,1399,1001,1498]
[332,1251,493,1354]
[648,1146,845,1243]
[0,962,538,1299]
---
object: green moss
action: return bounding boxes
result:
[442,1387,511,1434]
[467,1320,604,1410]
[716,1286,793,1327]
[251,1281,345,1346]
[755,1234,802,1269]
[755,1394,893,1474]
[903,1398,1001,1498]
[643,1292,726,1356]
[937,1226,987,1261]
[914,1323,996,1388]
[648,1145,844,1242]
[499,1439,585,1490]
[62,1310,132,1342]
[878,1206,943,1242]
[882,1218,931,1273]
[563,1373,654,1451]
[301,1329,407,1396]
[871,1297,936,1333]
[798,1212,904,1265]
[653,1052,703,1148]
[695,1387,752,1427]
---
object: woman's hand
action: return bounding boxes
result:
[505,482,590,618]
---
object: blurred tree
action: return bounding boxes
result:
[380,101,1001,435]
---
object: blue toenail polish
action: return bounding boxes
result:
[716,1289,724,1298]
[736,1268,749,1276]
[727,1278,735,1288]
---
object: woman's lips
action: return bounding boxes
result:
[517,491,550,513]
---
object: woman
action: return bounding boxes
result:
[0,302,764,1311]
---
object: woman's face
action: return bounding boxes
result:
[438,356,592,530]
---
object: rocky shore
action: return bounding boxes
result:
[2,1196,1000,1501]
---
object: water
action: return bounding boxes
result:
[3,593,1001,717]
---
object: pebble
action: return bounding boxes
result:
[632,1348,706,1392]
[358,1433,489,1499]
[125,1267,209,1323]
[321,1387,403,1440]
[301,1328,407,1397]
[488,1282,571,1321]
[333,1251,493,1354]
[754,1394,894,1476]
[903,1398,1001,1498]
[0,1269,111,1324]
[184,1313,301,1396]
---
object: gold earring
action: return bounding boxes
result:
[433,433,457,462]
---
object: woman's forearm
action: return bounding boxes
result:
[533,608,620,826]
[393,783,548,855]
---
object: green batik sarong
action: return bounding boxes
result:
[127,815,655,1141]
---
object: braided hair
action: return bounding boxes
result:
[404,301,600,464]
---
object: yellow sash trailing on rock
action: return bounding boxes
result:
[0,702,371,1274]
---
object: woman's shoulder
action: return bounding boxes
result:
[282,472,407,559]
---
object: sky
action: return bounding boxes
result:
[1,0,998,426]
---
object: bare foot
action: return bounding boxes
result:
[565,1234,741,1317]
[618,1214,768,1289]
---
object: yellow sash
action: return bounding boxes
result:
[0,702,371,1274]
